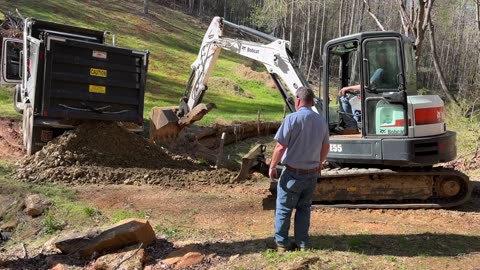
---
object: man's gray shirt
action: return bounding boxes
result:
[274,107,329,169]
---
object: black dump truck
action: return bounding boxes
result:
[0,17,149,154]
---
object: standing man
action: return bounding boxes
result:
[269,86,330,251]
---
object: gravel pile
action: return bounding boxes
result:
[15,122,239,186]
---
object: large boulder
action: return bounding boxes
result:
[25,194,51,217]
[54,218,156,258]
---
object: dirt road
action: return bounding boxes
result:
[75,181,480,270]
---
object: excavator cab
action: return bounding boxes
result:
[321,32,456,167]
[323,33,410,137]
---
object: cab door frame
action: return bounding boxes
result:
[360,36,409,138]
[1,37,23,85]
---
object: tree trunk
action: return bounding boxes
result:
[318,0,326,96]
[224,0,227,19]
[307,1,322,80]
[143,0,149,14]
[289,0,294,45]
[348,0,357,35]
[363,0,386,31]
[306,0,311,73]
[338,0,345,36]
[428,19,458,105]
[477,0,480,31]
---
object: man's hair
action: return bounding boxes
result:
[296,86,314,103]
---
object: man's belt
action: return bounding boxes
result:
[285,164,317,174]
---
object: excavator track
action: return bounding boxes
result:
[309,167,472,209]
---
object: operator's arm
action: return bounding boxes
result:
[339,85,361,96]
[269,142,287,180]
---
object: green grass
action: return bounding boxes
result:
[0,86,18,119]
[445,102,480,159]
[154,225,180,238]
[0,1,286,124]
[0,170,109,245]
[109,209,148,223]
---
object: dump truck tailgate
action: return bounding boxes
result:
[41,35,148,123]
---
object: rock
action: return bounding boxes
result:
[174,252,204,269]
[229,254,240,262]
[94,245,145,270]
[54,218,156,258]
[43,236,61,254]
[45,255,68,269]
[162,244,199,265]
[25,194,51,217]
[0,220,17,231]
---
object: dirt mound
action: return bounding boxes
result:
[0,118,23,160]
[15,122,240,186]
[236,64,277,89]
[444,147,480,171]
[209,77,254,98]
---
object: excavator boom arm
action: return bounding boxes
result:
[181,16,309,117]
[150,16,312,143]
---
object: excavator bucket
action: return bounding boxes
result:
[149,106,181,143]
[149,103,216,143]
[236,144,268,181]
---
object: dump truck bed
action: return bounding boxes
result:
[40,34,148,123]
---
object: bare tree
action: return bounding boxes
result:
[348,0,358,35]
[338,0,345,36]
[477,0,480,31]
[428,17,457,104]
[289,0,294,45]
[363,0,386,30]
[396,0,434,63]
[144,0,149,14]
[307,1,321,79]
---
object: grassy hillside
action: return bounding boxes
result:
[0,0,285,123]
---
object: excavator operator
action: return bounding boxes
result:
[336,49,388,135]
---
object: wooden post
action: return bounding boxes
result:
[216,132,226,169]
[257,110,261,136]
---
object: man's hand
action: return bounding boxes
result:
[338,87,348,96]
[269,167,277,180]
[339,85,360,96]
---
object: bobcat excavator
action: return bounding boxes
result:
[150,16,472,208]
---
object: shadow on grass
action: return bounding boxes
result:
[4,232,480,269]
[205,233,480,258]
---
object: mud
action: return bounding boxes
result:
[15,122,241,186]
[0,118,23,160]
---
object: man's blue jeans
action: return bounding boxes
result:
[339,95,361,129]
[274,167,317,248]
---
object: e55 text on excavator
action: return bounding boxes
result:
[150,17,471,209]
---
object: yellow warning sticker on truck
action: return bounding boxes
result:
[89,85,106,94]
[90,68,107,77]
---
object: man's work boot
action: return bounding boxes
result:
[291,242,307,251]
[275,242,295,253]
